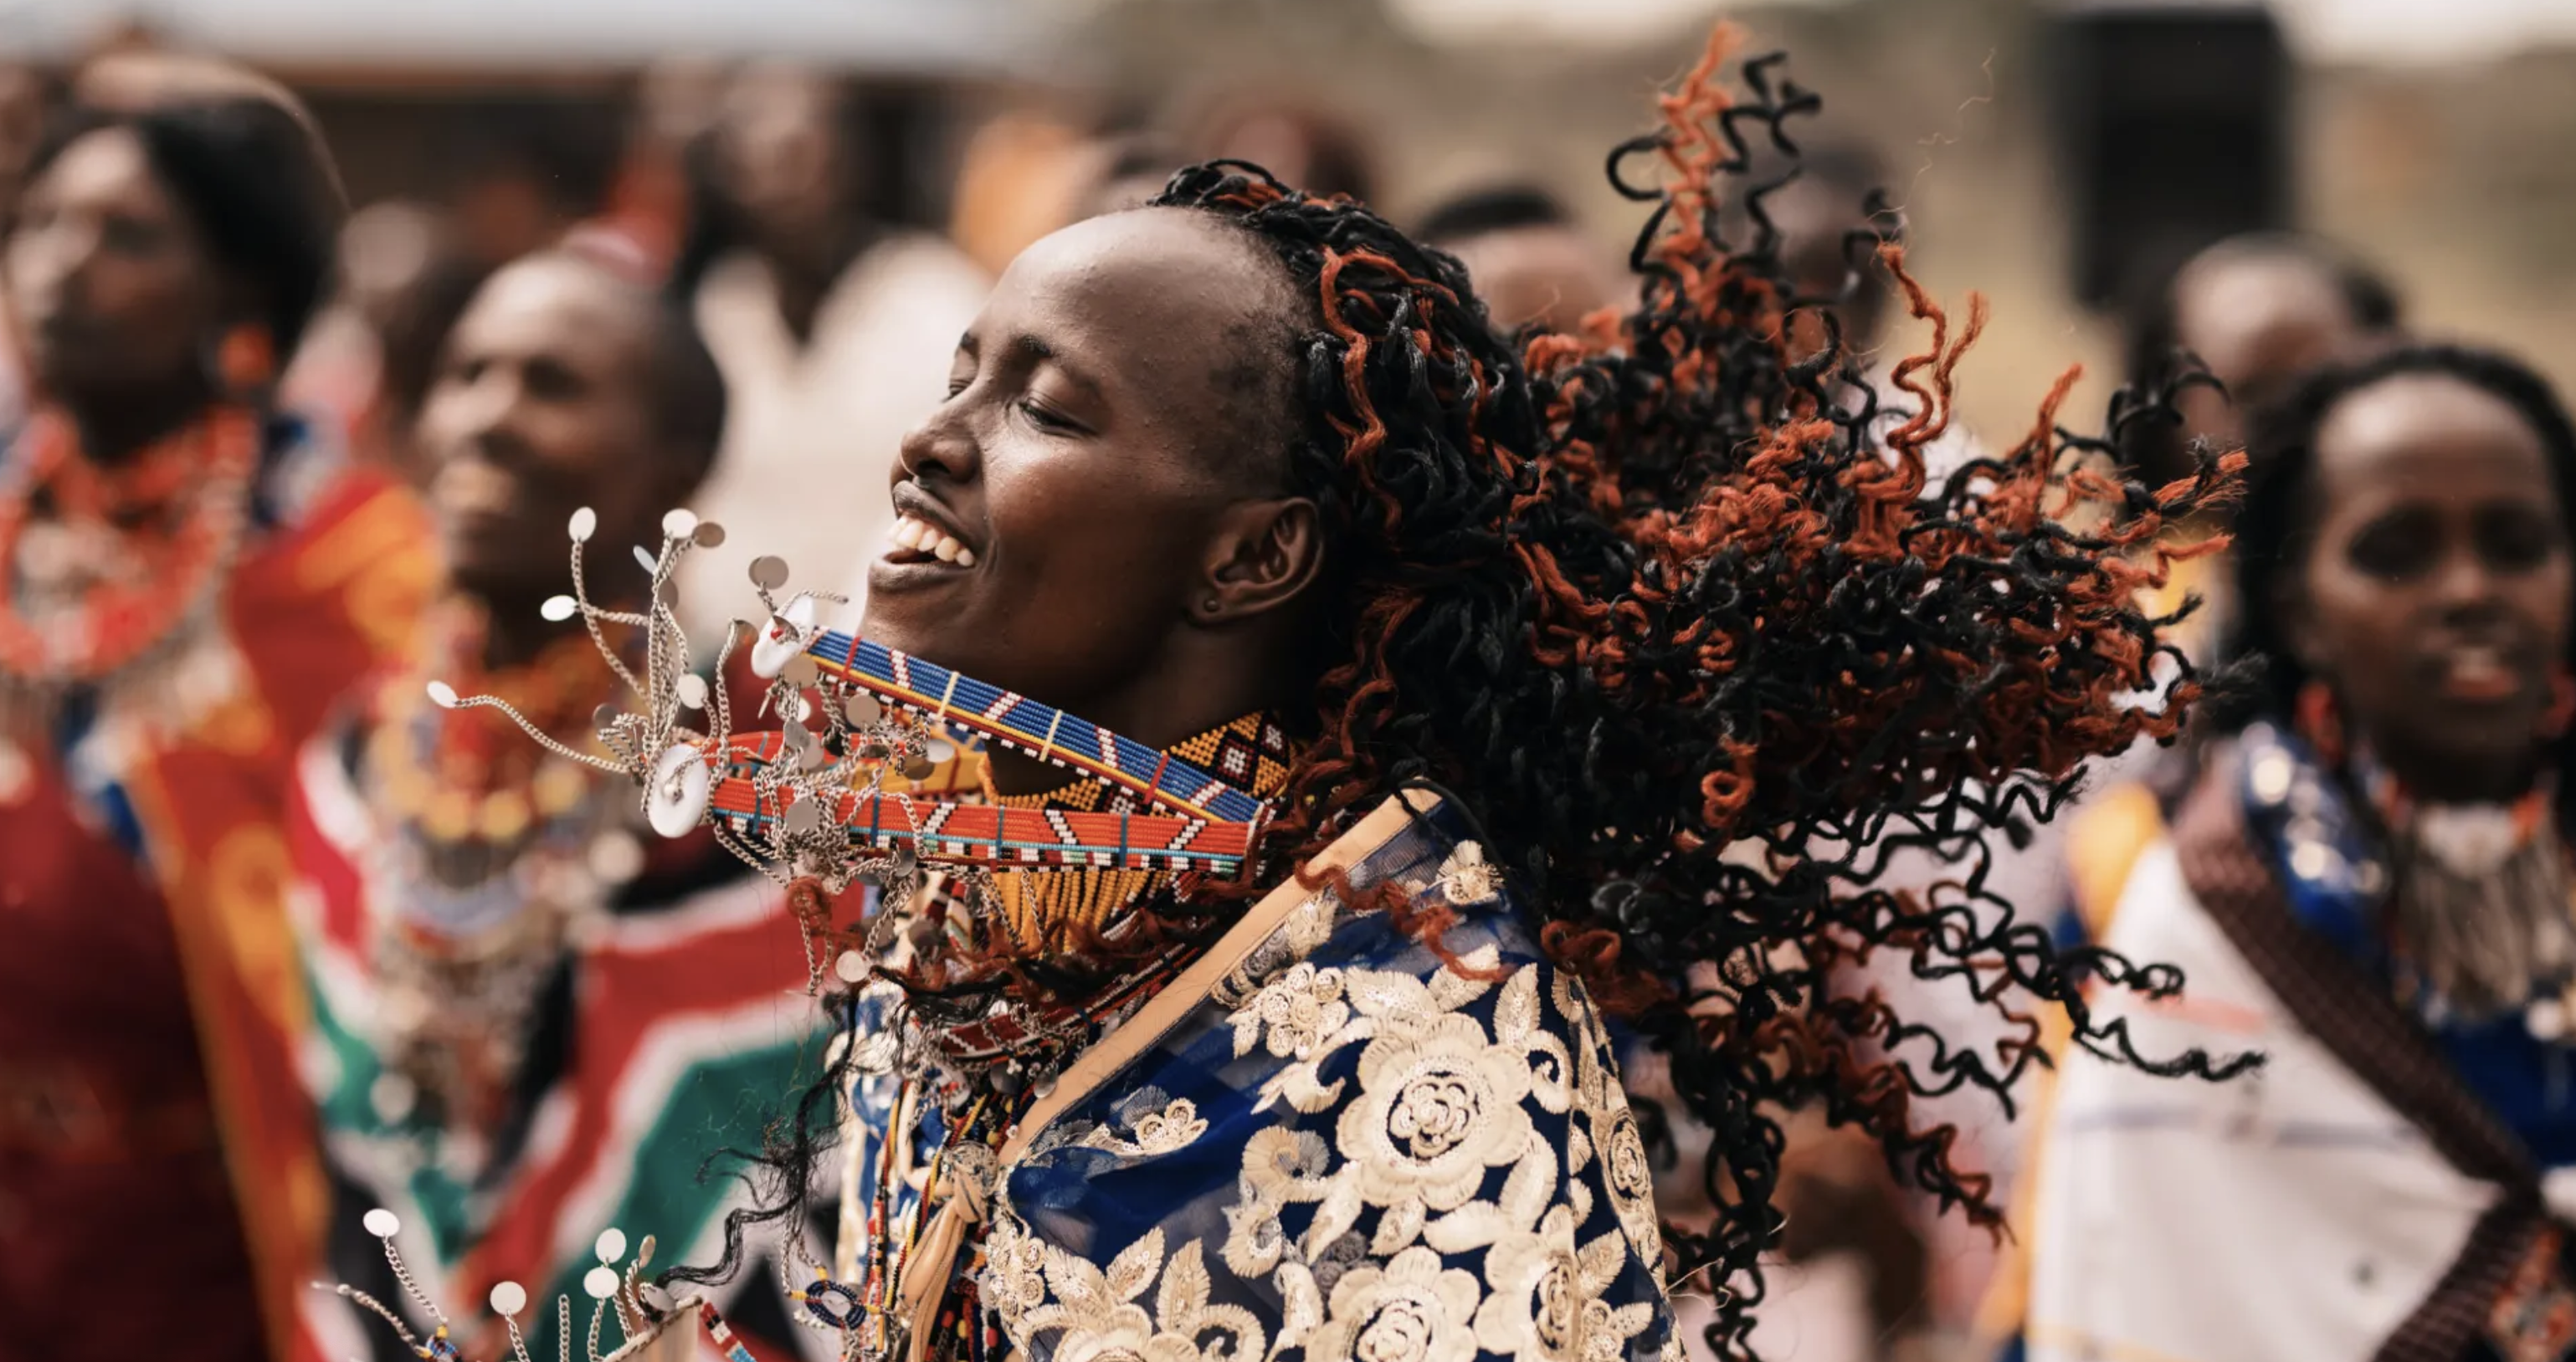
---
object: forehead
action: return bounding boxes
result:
[2312,373,2553,506]
[451,258,652,369]
[985,207,1293,407]
[2173,256,2353,371]
[30,127,158,202]
[721,70,836,140]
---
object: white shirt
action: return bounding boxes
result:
[685,235,988,647]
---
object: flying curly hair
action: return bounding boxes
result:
[668,29,2256,1355]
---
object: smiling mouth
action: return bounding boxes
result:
[884,513,977,568]
[2435,642,2524,704]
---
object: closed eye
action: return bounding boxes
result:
[1018,397,1086,435]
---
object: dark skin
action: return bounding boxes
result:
[2286,373,2573,804]
[2174,248,2374,456]
[4,126,241,462]
[862,208,1322,796]
[417,254,705,672]
[1433,223,1624,333]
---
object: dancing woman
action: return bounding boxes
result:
[422,30,2240,1362]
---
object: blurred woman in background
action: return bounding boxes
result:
[283,246,829,1362]
[0,54,433,1359]
[685,63,986,640]
[2020,343,2576,1362]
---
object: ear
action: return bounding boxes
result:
[1193,497,1322,626]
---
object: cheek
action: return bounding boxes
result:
[2298,559,2417,699]
[103,259,216,353]
[957,448,1208,699]
[2515,558,2576,662]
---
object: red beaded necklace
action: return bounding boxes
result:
[0,403,260,698]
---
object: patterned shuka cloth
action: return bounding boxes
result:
[284,667,843,1362]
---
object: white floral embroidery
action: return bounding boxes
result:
[1017,1229,1267,1362]
[1230,962,1352,1062]
[981,877,1675,1362]
[1306,1246,1483,1362]
[1224,1127,1332,1278]
[1285,964,1568,1250]
[1420,1144,1657,1362]
[1079,1094,1210,1159]
[1434,842,1501,907]
[1212,892,1340,1010]
[1558,975,1662,1258]
[983,1207,1050,1339]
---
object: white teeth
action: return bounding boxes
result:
[885,514,973,566]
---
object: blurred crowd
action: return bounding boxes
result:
[3,8,2574,1362]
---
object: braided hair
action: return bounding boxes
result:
[670,32,2255,1352]
[1142,33,2251,1350]
[2228,341,2576,732]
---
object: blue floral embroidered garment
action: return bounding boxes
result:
[841,791,1680,1362]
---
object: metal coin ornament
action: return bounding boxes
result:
[331,1209,692,1362]
[647,744,712,838]
[430,504,1284,1023]
[751,593,820,680]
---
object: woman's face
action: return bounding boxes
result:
[2291,372,2573,801]
[861,207,1300,734]
[417,256,684,611]
[6,127,223,408]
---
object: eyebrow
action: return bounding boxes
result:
[954,326,1111,403]
[1007,332,1106,402]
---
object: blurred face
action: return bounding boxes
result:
[6,126,223,409]
[716,72,849,261]
[1439,225,1624,333]
[864,208,1293,724]
[2289,374,2573,802]
[418,257,685,606]
[2174,255,2368,451]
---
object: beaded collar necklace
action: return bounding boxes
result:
[431,509,1282,1068]
[358,602,643,1134]
[0,404,260,724]
[385,506,1293,1362]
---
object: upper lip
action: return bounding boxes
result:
[890,481,975,555]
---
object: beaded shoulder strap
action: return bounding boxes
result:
[795,629,1268,824]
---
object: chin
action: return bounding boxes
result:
[856,585,943,659]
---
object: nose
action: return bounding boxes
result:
[892,401,979,490]
[2431,542,2507,619]
[427,366,523,462]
